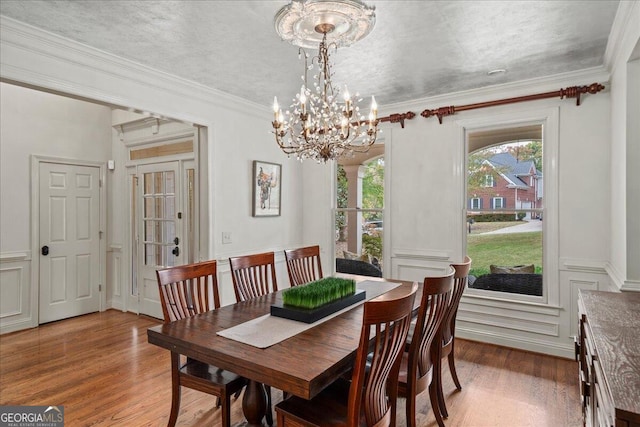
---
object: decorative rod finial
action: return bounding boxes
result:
[388,111,416,128]
[421,106,456,124]
[562,82,606,106]
[587,83,605,94]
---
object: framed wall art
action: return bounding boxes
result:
[252,160,281,217]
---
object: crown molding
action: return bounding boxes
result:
[380,66,610,116]
[603,1,640,73]
[0,16,270,121]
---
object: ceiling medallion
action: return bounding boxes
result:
[272,0,378,163]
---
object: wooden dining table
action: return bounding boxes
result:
[147,274,419,426]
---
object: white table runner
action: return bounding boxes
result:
[217,280,399,348]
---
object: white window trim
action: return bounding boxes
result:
[459,106,559,307]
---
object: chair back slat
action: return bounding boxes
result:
[229,252,278,302]
[442,256,472,345]
[284,245,323,286]
[410,270,454,383]
[156,260,220,323]
[347,283,418,426]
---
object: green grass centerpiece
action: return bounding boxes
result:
[271,277,365,323]
[282,277,356,309]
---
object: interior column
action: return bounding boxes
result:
[343,164,364,256]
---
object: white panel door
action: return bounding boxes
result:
[39,162,100,323]
[137,162,184,319]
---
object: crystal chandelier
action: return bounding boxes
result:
[272,0,378,162]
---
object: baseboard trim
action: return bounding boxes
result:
[456,327,574,359]
[621,280,640,292]
[109,300,125,311]
[0,317,37,335]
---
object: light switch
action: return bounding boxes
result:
[222,232,232,244]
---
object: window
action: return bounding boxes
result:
[335,157,385,273]
[466,126,545,300]
[492,197,505,209]
[483,174,494,187]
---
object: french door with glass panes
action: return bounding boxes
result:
[136,162,184,318]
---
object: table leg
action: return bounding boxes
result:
[242,380,267,426]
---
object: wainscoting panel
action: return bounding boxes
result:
[0,252,34,334]
[389,253,452,283]
[387,254,614,359]
[564,273,600,341]
[0,266,23,317]
[458,305,559,336]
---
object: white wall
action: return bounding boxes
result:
[0,82,112,332]
[300,161,336,277]
[607,1,640,291]
[0,16,306,330]
[0,83,113,252]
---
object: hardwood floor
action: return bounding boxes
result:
[0,310,582,426]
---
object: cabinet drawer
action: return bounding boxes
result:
[582,323,596,360]
[578,290,640,427]
[580,369,590,400]
[582,323,595,388]
[593,360,615,427]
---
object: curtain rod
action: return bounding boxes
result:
[420,82,605,124]
[376,111,416,128]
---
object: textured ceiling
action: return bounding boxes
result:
[0,1,619,108]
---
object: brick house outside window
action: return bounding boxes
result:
[468,152,542,219]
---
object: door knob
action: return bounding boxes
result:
[172,247,180,256]
[41,245,49,256]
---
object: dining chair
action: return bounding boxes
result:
[284,245,323,286]
[274,282,418,427]
[156,260,247,427]
[398,269,454,427]
[433,256,472,419]
[229,251,279,302]
[228,251,278,424]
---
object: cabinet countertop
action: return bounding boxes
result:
[578,289,640,421]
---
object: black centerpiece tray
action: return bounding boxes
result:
[271,289,366,324]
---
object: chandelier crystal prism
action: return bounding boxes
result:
[272,0,378,162]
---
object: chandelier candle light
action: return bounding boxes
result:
[272,0,378,162]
